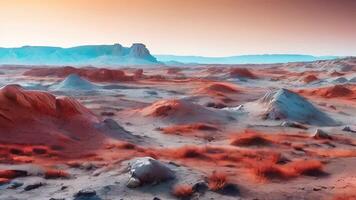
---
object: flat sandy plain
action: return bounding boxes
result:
[0,57,355,200]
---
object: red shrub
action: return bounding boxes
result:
[208,171,227,191]
[44,169,69,179]
[172,184,194,198]
[0,170,28,179]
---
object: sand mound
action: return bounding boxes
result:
[24,66,133,82]
[307,85,355,98]
[258,89,335,126]
[51,74,99,91]
[302,74,318,83]
[229,68,257,79]
[138,99,226,123]
[0,84,103,152]
[329,71,344,77]
[195,82,239,96]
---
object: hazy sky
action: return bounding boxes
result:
[0,0,355,56]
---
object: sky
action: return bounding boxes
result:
[0,0,355,56]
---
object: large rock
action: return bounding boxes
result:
[127,157,175,187]
[258,89,336,126]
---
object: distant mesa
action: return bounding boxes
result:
[257,89,336,126]
[155,54,339,65]
[51,74,99,91]
[0,43,158,65]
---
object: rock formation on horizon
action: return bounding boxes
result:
[0,43,158,66]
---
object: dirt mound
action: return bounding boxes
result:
[0,84,103,154]
[229,68,257,79]
[302,74,318,83]
[257,89,336,126]
[317,85,354,98]
[302,85,356,99]
[138,99,226,123]
[329,71,344,77]
[197,82,239,94]
[230,133,274,147]
[23,66,133,82]
[50,74,99,91]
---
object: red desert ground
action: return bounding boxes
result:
[0,56,356,200]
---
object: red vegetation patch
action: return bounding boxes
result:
[302,74,319,83]
[23,66,134,82]
[251,160,324,181]
[44,169,69,179]
[208,171,228,191]
[229,68,257,79]
[161,123,219,136]
[172,184,194,198]
[0,170,28,179]
[0,178,10,185]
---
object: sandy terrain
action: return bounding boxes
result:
[0,57,356,200]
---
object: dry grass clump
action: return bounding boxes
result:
[251,160,325,181]
[44,169,70,179]
[172,184,194,198]
[208,171,228,191]
[0,170,28,179]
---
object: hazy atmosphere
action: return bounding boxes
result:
[0,0,355,56]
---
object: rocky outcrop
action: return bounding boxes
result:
[127,157,175,187]
[258,89,336,126]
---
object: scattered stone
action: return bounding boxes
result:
[73,189,97,198]
[80,162,98,171]
[281,121,308,130]
[215,183,240,196]
[192,181,209,193]
[24,182,44,191]
[128,157,175,187]
[101,111,115,116]
[126,177,141,188]
[343,126,356,133]
[168,161,181,167]
[313,129,332,140]
[7,181,23,189]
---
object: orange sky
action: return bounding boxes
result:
[0,0,355,56]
